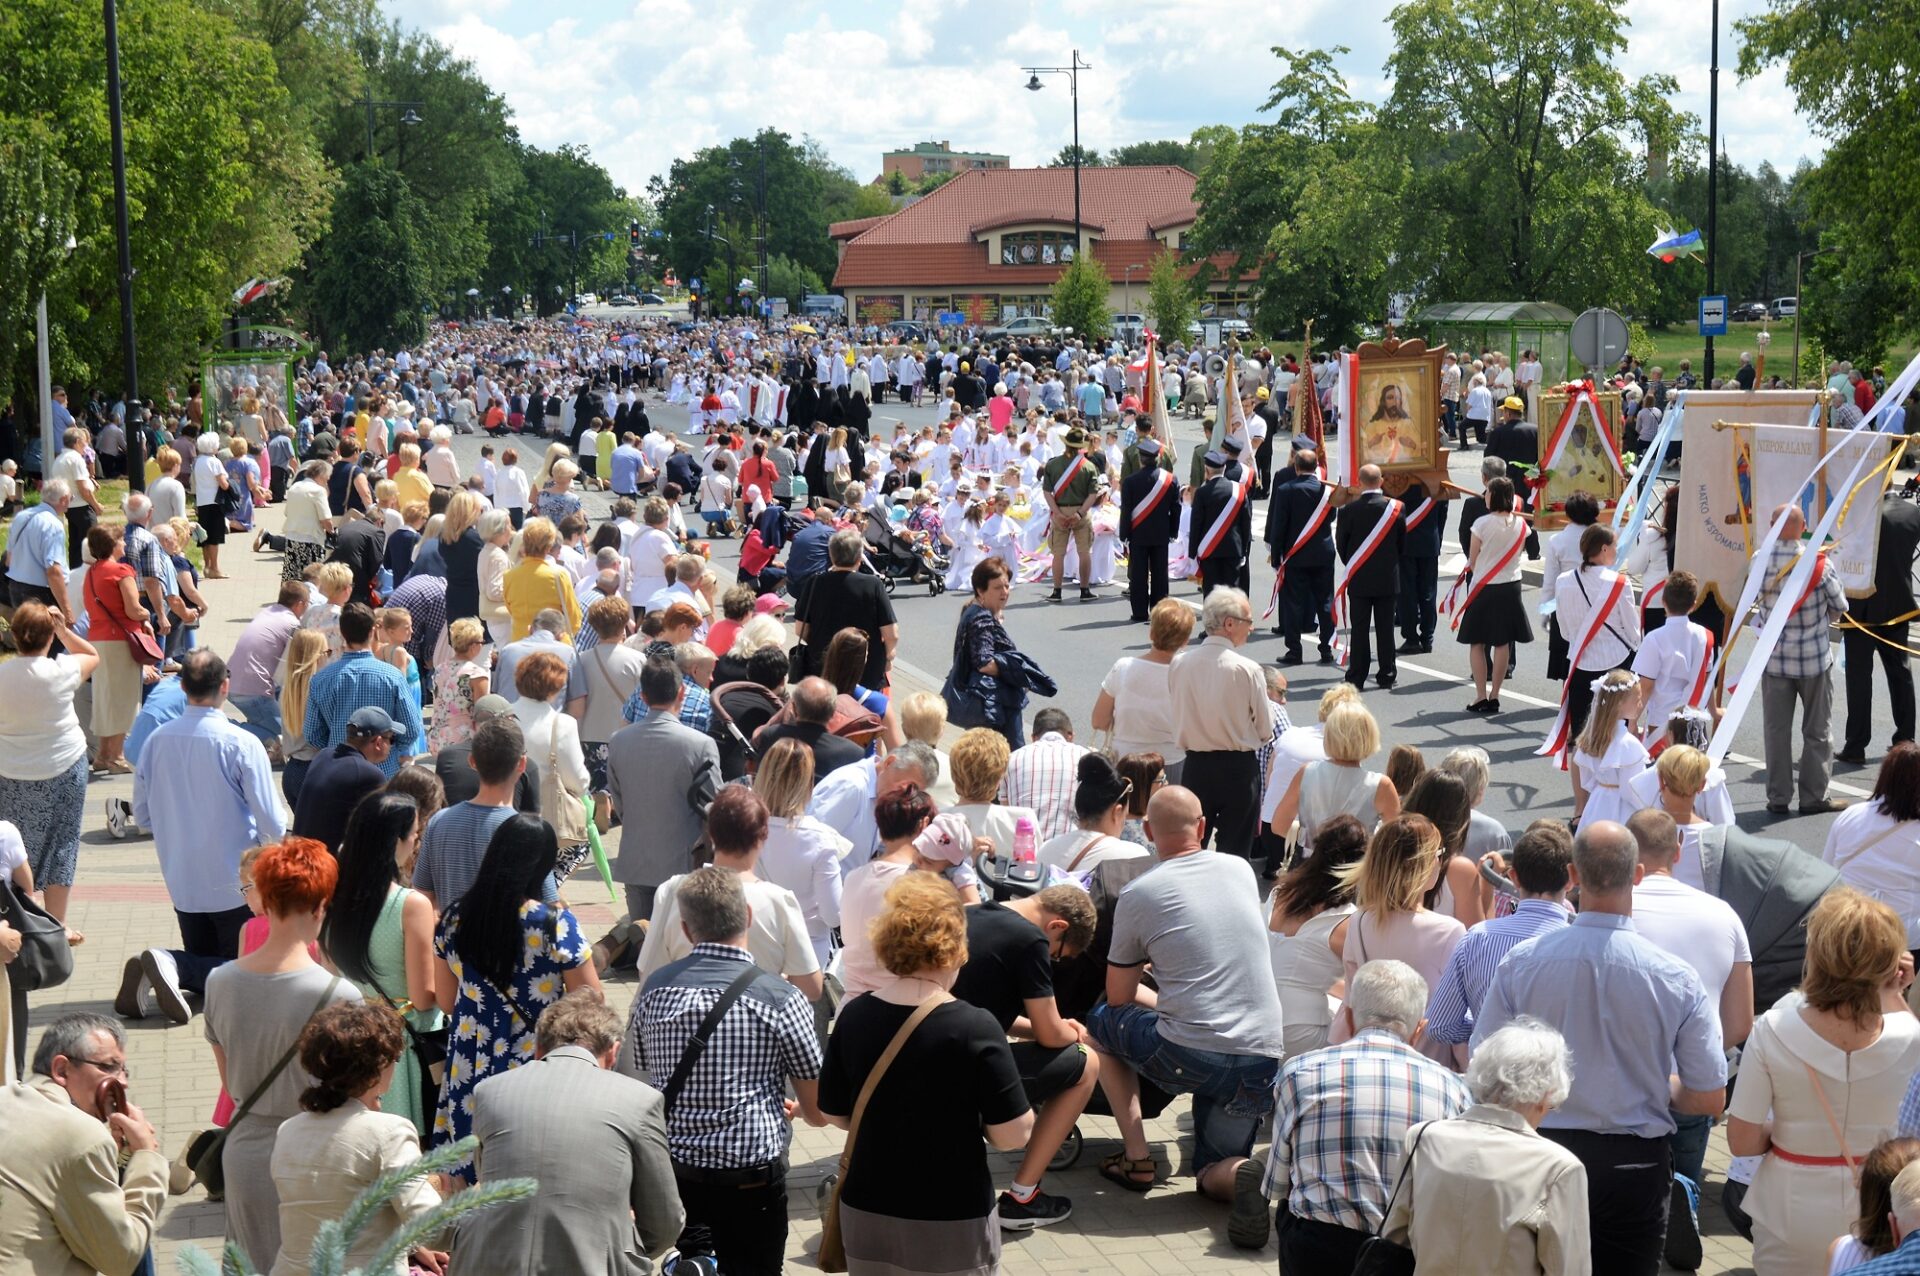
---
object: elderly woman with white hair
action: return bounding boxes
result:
[1382,1018,1591,1274]
[191,429,233,577]
[1436,746,1514,864]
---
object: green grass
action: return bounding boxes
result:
[1636,318,1918,385]
[0,478,204,572]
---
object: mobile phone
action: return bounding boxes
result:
[95,1076,127,1123]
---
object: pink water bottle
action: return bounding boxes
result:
[1010,816,1040,882]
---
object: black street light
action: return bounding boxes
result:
[1791,245,1835,388]
[104,0,143,491]
[362,87,425,164]
[1022,49,1093,254]
[1704,0,1721,384]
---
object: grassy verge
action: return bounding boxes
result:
[1,478,204,572]
[1637,319,1917,385]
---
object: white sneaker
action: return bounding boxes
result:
[140,948,192,1024]
[105,798,133,840]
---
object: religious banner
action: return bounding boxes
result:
[1674,391,1883,615]
[1535,383,1627,527]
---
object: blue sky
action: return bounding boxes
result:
[390,0,1822,198]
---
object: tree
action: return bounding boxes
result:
[306,162,432,351]
[884,169,909,196]
[767,254,825,306]
[1381,0,1687,314]
[1050,143,1104,168]
[1108,139,1197,169]
[1050,255,1111,342]
[1739,0,1919,361]
[0,125,77,409]
[1145,248,1197,341]
[914,170,958,195]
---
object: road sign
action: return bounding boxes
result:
[1699,294,1729,337]
[1570,308,1631,370]
[935,310,965,326]
[689,277,701,292]
[602,231,616,241]
[760,298,773,315]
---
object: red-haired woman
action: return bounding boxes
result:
[203,837,362,1273]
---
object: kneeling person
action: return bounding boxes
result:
[951,884,1099,1229]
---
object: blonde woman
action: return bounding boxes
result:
[1091,598,1194,782]
[501,518,581,641]
[475,508,516,647]
[946,727,1040,859]
[898,691,958,806]
[439,490,488,631]
[390,443,430,509]
[1328,814,1465,1066]
[1730,890,1920,1275]
[1269,700,1399,850]
[302,561,354,655]
[278,628,330,808]
[432,618,489,749]
[537,459,583,524]
[753,738,852,968]
[532,441,571,490]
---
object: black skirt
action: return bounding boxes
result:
[1456,579,1534,646]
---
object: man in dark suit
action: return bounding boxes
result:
[1119,437,1180,621]
[1221,438,1255,592]
[1397,480,1445,654]
[326,515,385,607]
[1486,395,1541,557]
[1188,451,1247,599]
[1335,465,1406,689]
[1266,446,1335,664]
[1839,486,1920,762]
[878,451,924,497]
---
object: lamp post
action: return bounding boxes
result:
[1791,246,1834,388]
[1023,50,1093,254]
[35,226,77,479]
[361,88,425,164]
[1123,263,1140,317]
[1704,0,1721,384]
[104,0,144,491]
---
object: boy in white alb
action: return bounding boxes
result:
[1632,570,1715,749]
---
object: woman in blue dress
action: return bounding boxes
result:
[224,436,270,532]
[432,813,598,1178]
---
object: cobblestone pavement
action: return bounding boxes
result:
[26,481,1756,1275]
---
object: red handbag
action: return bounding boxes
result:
[90,563,166,667]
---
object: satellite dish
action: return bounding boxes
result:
[1571,308,1630,371]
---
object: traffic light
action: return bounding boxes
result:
[629,220,641,249]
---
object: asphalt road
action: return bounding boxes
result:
[436,386,1901,855]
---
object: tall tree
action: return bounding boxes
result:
[1383,0,1686,313]
[1050,144,1105,168]
[1108,140,1197,169]
[1050,255,1111,342]
[0,125,78,409]
[306,162,431,351]
[1145,248,1198,342]
[1739,0,1917,362]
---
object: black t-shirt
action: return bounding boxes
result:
[291,743,386,853]
[819,997,1027,1220]
[794,569,895,687]
[951,903,1054,1033]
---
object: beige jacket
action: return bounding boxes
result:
[0,1076,167,1276]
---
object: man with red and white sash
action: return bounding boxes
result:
[1395,478,1445,654]
[1334,464,1406,690]
[1118,436,1180,622]
[1188,450,1250,599]
[1631,570,1715,750]
[1264,446,1336,664]
[1755,503,1851,815]
[1041,425,1099,601]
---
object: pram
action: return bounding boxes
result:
[862,512,947,596]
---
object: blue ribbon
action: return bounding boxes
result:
[1612,390,1685,554]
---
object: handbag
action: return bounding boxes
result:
[542,720,590,846]
[818,993,950,1273]
[365,968,448,1093]
[89,563,164,667]
[1349,1122,1429,1276]
[185,975,341,1195]
[0,878,72,991]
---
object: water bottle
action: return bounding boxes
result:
[1010,816,1040,883]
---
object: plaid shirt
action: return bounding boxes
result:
[623,677,713,732]
[122,523,168,595]
[1758,538,1848,679]
[1263,1029,1472,1231]
[999,732,1090,841]
[623,942,821,1169]
[1254,701,1294,803]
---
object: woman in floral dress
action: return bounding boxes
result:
[432,814,598,1178]
[429,618,490,752]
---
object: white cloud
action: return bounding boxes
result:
[391,0,1824,198]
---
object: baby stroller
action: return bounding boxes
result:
[862,513,946,596]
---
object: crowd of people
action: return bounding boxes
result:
[5,307,1920,1276]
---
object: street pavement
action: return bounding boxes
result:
[25,380,1863,1273]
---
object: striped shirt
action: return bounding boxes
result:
[1263,1029,1472,1231]
[1424,899,1571,1044]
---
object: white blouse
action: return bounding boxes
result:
[1823,801,1920,947]
[1469,513,1528,585]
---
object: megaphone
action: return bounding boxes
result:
[1204,353,1228,378]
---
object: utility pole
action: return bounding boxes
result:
[1704,0,1720,385]
[105,0,144,490]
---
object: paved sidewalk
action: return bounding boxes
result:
[24,492,1755,1274]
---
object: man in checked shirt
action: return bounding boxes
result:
[1755,502,1851,815]
[622,863,826,1276]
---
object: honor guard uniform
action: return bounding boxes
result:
[1265,446,1336,664]
[1042,426,1099,600]
[1220,438,1255,592]
[1119,437,1180,621]
[1188,450,1250,599]
[1396,480,1444,654]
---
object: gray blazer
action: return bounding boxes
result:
[451,1046,683,1276]
[607,711,720,887]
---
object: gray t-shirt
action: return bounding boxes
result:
[412,800,558,907]
[1109,851,1286,1056]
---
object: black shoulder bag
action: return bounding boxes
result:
[661,966,761,1114]
[1350,1122,1430,1276]
[0,880,72,991]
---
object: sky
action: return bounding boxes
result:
[390,0,1822,198]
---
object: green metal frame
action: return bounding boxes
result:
[1410,302,1576,385]
[200,325,311,438]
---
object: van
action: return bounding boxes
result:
[1770,297,1799,319]
[802,294,846,318]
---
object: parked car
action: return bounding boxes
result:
[637,292,666,305]
[608,294,637,307]
[883,321,927,343]
[984,314,1059,341]
[1734,301,1769,322]
[1770,296,1799,319]
[574,293,598,306]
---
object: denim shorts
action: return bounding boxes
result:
[1088,1001,1277,1170]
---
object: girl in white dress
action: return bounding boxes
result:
[943,501,989,593]
[982,492,1023,580]
[1571,669,1650,827]
[1167,488,1197,580]
[1084,486,1121,585]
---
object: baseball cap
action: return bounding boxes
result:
[754,593,789,616]
[1222,437,1244,455]
[347,706,398,738]
[1503,395,1526,412]
[471,694,513,722]
[913,813,974,866]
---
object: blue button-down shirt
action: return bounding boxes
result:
[1425,898,1571,1044]
[132,705,287,913]
[125,675,187,767]
[1471,912,1726,1138]
[806,757,879,865]
[301,649,426,775]
[1850,1231,1920,1275]
[4,504,66,588]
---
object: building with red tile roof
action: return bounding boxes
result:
[828,165,1253,328]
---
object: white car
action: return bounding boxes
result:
[986,315,1059,341]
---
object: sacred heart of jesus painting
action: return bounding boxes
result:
[1353,340,1442,472]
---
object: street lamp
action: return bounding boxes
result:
[1791,246,1835,388]
[105,0,144,490]
[1022,50,1093,254]
[361,87,425,164]
[35,227,78,478]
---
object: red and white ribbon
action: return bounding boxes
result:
[1050,453,1088,502]
[1402,497,1435,533]
[1446,528,1528,631]
[1644,625,1715,754]
[1539,380,1625,483]
[1130,470,1175,530]
[1263,486,1334,618]
[1536,569,1633,767]
[1331,498,1403,666]
[1196,471,1253,561]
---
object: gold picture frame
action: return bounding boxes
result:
[1535,385,1626,528]
[1353,335,1444,474]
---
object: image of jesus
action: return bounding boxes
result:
[1365,382,1415,464]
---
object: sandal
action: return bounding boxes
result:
[1099,1150,1157,1193]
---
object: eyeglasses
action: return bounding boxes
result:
[74,1056,130,1079]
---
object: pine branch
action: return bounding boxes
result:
[362,1174,539,1275]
